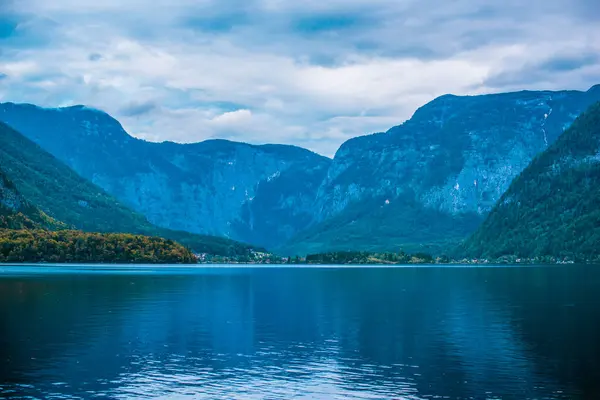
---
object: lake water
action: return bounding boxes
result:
[0,265,599,399]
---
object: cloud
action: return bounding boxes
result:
[119,100,158,117]
[483,44,600,90]
[210,109,253,126]
[539,53,600,73]
[0,0,599,156]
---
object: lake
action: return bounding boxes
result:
[0,264,599,399]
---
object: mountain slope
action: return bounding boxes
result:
[0,168,65,230]
[0,121,260,256]
[0,120,150,233]
[1,166,196,263]
[462,102,600,261]
[277,195,480,256]
[232,161,332,249]
[282,85,600,254]
[0,104,331,248]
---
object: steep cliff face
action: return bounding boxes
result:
[0,104,331,247]
[0,120,262,255]
[463,101,600,260]
[232,159,331,249]
[282,85,600,254]
[86,139,330,245]
[316,86,600,218]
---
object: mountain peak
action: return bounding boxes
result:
[588,84,600,94]
[0,102,106,114]
[60,104,104,112]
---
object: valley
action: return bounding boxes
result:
[1,85,600,262]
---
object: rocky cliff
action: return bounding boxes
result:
[0,120,261,255]
[0,104,330,248]
[282,85,600,254]
[462,101,600,260]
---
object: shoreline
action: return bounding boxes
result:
[0,262,583,268]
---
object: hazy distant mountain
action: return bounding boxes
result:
[463,101,600,261]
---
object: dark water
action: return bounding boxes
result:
[0,265,599,399]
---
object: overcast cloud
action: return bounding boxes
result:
[1,0,599,156]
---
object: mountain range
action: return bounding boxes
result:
[1,84,600,257]
[0,104,330,250]
[282,85,600,254]
[0,121,260,257]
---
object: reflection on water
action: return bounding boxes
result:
[0,265,599,399]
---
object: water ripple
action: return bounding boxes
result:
[1,265,598,399]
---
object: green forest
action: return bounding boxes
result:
[2,164,197,264]
[0,230,196,264]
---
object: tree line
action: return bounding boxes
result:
[0,229,196,264]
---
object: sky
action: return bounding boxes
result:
[1,0,599,157]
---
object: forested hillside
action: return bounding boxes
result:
[1,167,196,263]
[462,102,600,261]
[1,169,65,230]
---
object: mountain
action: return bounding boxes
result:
[0,104,331,248]
[0,168,64,230]
[0,121,260,256]
[462,101,600,261]
[2,85,599,255]
[1,165,195,263]
[280,85,600,255]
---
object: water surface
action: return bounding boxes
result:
[0,264,599,399]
